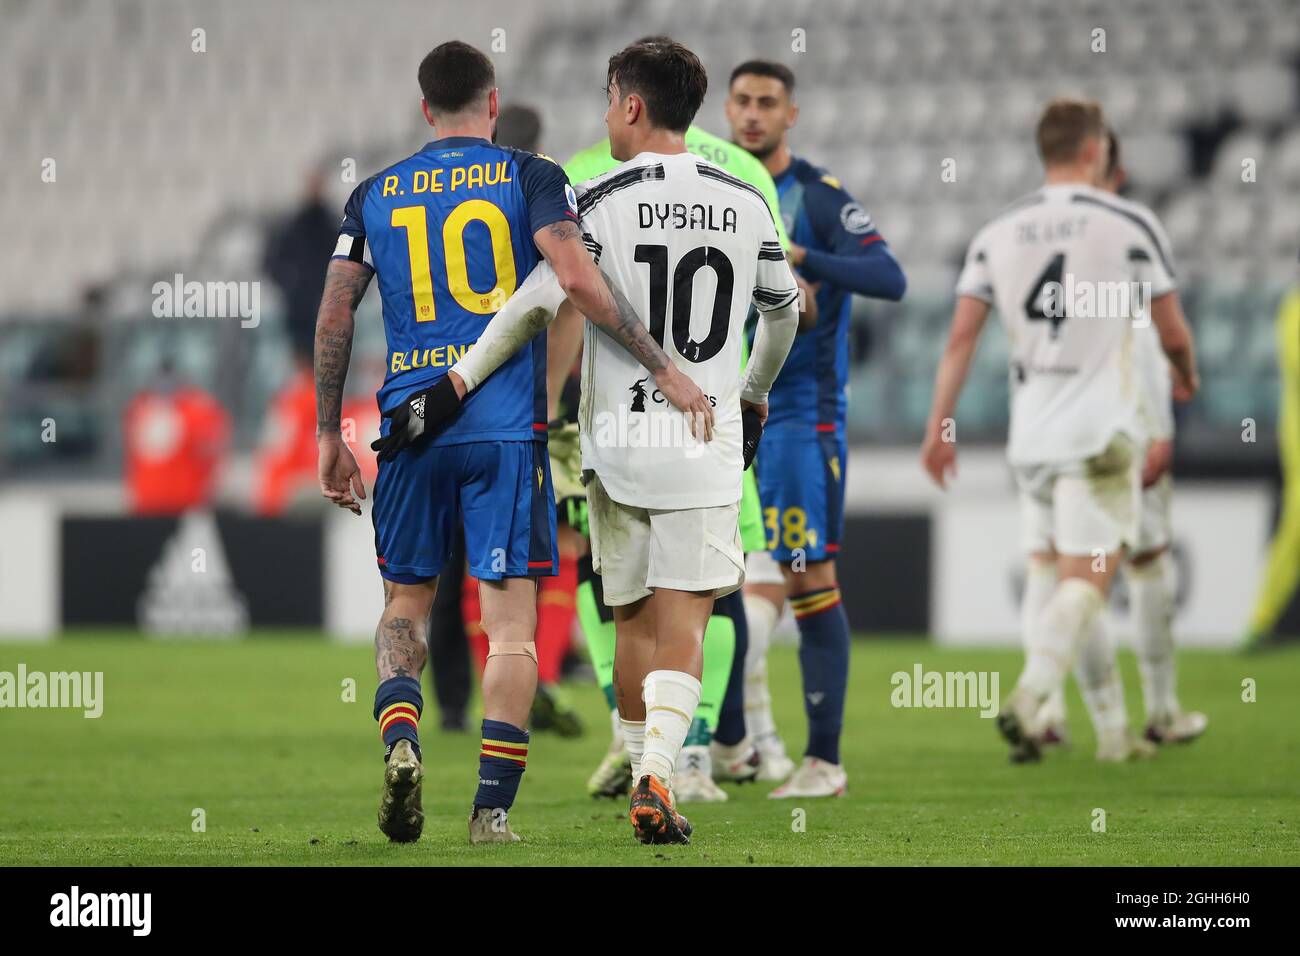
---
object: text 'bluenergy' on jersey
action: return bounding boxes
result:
[333,136,578,444]
[956,182,1178,466]
[574,151,798,510]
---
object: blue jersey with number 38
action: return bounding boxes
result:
[334,135,578,445]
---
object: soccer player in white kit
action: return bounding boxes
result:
[445,38,800,842]
[920,99,1200,763]
[1028,129,1208,748]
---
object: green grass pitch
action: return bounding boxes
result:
[1,634,1297,866]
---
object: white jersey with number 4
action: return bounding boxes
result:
[955,182,1177,466]
[575,150,798,509]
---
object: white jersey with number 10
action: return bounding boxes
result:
[575,150,798,510]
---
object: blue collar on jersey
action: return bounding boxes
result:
[771,155,813,187]
[423,135,493,151]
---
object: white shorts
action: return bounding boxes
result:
[1016,434,1140,557]
[1133,472,1172,554]
[744,549,785,586]
[586,471,745,606]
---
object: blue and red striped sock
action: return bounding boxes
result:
[474,719,528,810]
[374,676,422,761]
[791,587,849,765]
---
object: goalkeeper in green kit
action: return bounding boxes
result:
[558,118,807,801]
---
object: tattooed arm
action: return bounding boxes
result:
[534,221,665,366]
[314,258,373,514]
[450,220,715,439]
[540,220,712,439]
[315,259,371,434]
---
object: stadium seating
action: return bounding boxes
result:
[0,0,1295,464]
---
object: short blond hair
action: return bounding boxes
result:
[1036,98,1105,165]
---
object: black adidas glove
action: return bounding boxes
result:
[370,376,461,463]
[742,406,764,470]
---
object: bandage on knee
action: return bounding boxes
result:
[487,641,538,663]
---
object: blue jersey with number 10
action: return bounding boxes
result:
[334,135,578,445]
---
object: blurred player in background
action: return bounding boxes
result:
[443,38,799,843]
[726,60,906,796]
[922,99,1199,763]
[496,104,543,154]
[254,361,379,516]
[264,168,339,360]
[562,49,794,802]
[1246,253,1300,648]
[257,169,353,513]
[1029,129,1207,747]
[313,40,706,845]
[123,356,230,516]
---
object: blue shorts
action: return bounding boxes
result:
[755,425,846,563]
[371,435,557,583]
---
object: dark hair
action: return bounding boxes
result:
[496,104,542,152]
[418,41,495,115]
[606,37,707,133]
[729,59,795,94]
[1104,127,1121,180]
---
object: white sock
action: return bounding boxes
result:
[640,670,702,785]
[1075,611,1128,735]
[620,718,645,782]
[1019,578,1105,700]
[1022,558,1066,723]
[742,594,781,740]
[1128,555,1179,719]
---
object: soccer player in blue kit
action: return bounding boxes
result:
[725,60,907,797]
[313,41,710,845]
